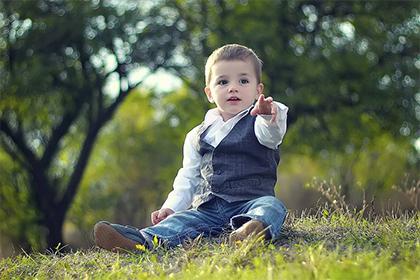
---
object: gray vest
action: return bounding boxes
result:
[192,113,280,208]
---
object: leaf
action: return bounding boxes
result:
[153,235,159,247]
[135,244,146,251]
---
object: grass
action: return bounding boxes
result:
[1,208,419,280]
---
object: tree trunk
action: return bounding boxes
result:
[43,206,66,251]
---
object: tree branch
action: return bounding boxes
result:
[0,117,55,216]
[59,121,99,210]
[0,118,39,167]
[40,109,82,168]
[59,73,150,211]
[0,136,30,171]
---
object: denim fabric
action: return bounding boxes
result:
[108,196,287,248]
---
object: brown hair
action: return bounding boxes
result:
[205,44,263,86]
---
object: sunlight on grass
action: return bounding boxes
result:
[1,211,418,279]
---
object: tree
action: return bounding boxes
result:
[167,0,418,154]
[0,0,184,250]
[67,86,206,243]
[163,0,419,194]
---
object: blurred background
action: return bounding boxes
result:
[0,0,418,257]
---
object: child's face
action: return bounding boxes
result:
[205,59,263,121]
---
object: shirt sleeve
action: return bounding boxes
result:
[254,101,288,150]
[161,126,201,212]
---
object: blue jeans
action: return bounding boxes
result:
[107,195,287,248]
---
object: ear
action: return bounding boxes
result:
[204,86,214,103]
[256,83,264,99]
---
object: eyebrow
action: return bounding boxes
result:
[215,73,250,79]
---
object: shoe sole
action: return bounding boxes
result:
[94,222,138,252]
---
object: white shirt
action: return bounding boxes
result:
[161,101,288,212]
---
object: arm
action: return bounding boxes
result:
[251,94,288,149]
[152,127,201,224]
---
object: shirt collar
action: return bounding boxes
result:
[203,104,254,127]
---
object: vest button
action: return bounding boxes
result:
[215,170,223,175]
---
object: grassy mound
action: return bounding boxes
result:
[1,209,418,279]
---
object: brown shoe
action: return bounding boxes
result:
[229,219,268,244]
[94,222,138,252]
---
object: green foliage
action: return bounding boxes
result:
[68,86,206,233]
[0,151,43,251]
[352,133,411,191]
[168,0,419,155]
[281,133,412,191]
[0,0,185,248]
[1,0,418,252]
[1,211,418,279]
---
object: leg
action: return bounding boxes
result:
[94,198,228,251]
[141,207,226,248]
[229,196,287,242]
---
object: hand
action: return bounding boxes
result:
[151,208,175,225]
[250,94,277,123]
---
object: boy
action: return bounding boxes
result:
[94,44,288,251]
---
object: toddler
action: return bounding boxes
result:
[94,43,288,251]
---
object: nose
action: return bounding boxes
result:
[228,84,238,93]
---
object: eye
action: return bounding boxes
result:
[217,79,228,85]
[240,78,249,84]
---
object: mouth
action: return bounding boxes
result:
[227,96,241,102]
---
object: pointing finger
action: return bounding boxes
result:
[258,94,264,104]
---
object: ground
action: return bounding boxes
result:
[1,208,418,279]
